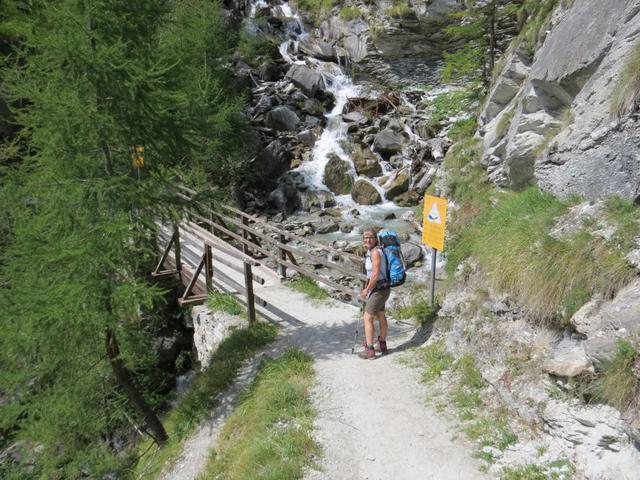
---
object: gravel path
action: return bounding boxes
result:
[158,256,487,480]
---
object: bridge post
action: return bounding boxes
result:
[278,233,287,279]
[243,261,256,324]
[205,244,213,292]
[242,216,250,255]
[173,224,182,279]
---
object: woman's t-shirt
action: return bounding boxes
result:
[365,247,388,285]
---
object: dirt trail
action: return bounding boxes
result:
[158,256,487,480]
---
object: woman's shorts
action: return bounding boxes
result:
[365,288,391,315]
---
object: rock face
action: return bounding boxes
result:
[570,279,640,366]
[191,305,248,368]
[351,178,382,205]
[324,154,354,194]
[480,0,640,200]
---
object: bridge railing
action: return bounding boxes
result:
[175,185,366,303]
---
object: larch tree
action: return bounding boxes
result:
[0,0,250,477]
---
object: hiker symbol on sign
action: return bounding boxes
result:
[427,203,441,224]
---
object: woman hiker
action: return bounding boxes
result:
[359,227,391,359]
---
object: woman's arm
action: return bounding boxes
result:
[361,249,381,299]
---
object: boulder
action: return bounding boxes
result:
[315,222,340,234]
[542,338,593,377]
[285,64,326,97]
[343,111,368,124]
[384,168,410,199]
[297,129,317,147]
[394,190,420,206]
[401,242,423,268]
[323,154,353,195]
[299,189,336,211]
[251,140,290,190]
[351,144,382,177]
[351,179,382,205]
[373,128,404,157]
[265,106,300,131]
[298,39,336,61]
[191,305,248,367]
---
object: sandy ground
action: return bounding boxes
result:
[158,242,487,480]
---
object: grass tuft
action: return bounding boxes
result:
[286,275,328,300]
[500,459,574,480]
[200,348,319,480]
[611,42,640,116]
[385,0,412,19]
[417,340,454,382]
[588,338,639,411]
[207,291,245,316]
[339,6,362,21]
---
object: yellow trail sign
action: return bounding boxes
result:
[131,146,145,168]
[422,194,447,251]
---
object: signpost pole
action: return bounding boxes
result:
[430,246,437,307]
[429,188,440,307]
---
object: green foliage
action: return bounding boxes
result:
[385,0,412,19]
[442,137,490,211]
[611,42,640,116]
[424,89,480,132]
[588,338,639,411]
[441,42,485,84]
[417,340,454,382]
[286,275,328,300]
[201,348,319,480]
[238,18,277,68]
[448,117,478,141]
[339,6,362,21]
[500,459,574,480]
[207,291,245,316]
[0,0,252,476]
[446,187,635,323]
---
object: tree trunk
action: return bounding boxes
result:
[105,328,168,445]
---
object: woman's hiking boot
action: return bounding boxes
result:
[378,337,388,354]
[359,344,375,359]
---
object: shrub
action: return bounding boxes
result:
[418,340,454,382]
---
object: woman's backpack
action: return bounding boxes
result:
[377,229,406,287]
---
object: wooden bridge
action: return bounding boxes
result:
[152,186,367,323]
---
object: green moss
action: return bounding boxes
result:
[385,0,412,18]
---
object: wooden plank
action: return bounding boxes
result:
[181,222,260,266]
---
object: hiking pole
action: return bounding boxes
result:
[352,301,364,354]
